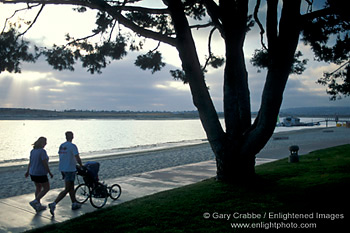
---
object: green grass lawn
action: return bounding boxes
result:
[29,144,350,233]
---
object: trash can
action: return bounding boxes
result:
[289,145,299,163]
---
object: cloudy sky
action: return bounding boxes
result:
[0,1,349,112]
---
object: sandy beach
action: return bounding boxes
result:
[0,127,349,199]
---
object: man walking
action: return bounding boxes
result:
[49,131,83,216]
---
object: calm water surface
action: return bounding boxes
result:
[0,118,334,167]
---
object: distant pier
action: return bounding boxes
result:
[278,116,350,128]
[318,117,350,127]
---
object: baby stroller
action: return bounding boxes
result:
[75,161,122,208]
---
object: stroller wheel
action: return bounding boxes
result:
[90,183,108,208]
[109,184,122,200]
[75,184,90,204]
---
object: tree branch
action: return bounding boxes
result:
[90,0,177,46]
[108,19,117,42]
[1,3,42,33]
[253,0,267,50]
[166,0,224,145]
[0,0,93,6]
[189,22,213,30]
[301,7,333,21]
[202,0,224,37]
[109,7,177,46]
[66,31,100,46]
[0,0,177,47]
[203,27,216,71]
[244,0,303,158]
[115,5,170,14]
[150,41,161,53]
[326,60,350,77]
[17,4,45,38]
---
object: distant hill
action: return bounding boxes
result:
[280,107,350,117]
[0,108,202,120]
[1,107,349,119]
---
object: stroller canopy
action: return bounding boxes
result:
[84,161,100,181]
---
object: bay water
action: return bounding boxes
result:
[0,118,335,167]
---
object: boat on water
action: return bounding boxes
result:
[277,116,320,127]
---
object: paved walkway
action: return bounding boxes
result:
[0,158,276,233]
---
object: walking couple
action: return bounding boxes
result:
[25,131,83,216]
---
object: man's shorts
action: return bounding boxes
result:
[61,171,76,182]
[30,175,49,183]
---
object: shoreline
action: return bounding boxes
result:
[0,142,210,173]
[0,126,345,171]
[0,126,349,199]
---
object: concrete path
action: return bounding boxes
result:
[0,158,275,233]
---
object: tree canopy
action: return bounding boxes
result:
[1,1,348,98]
[250,0,349,100]
[0,0,349,181]
[302,0,350,100]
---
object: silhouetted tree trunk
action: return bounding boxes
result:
[169,0,302,182]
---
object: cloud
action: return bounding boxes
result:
[1,39,349,112]
[1,0,349,112]
[0,54,196,111]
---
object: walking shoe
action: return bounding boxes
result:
[72,202,82,210]
[37,204,47,212]
[48,202,56,216]
[29,200,39,211]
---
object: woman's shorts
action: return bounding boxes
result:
[30,175,49,183]
[61,172,76,182]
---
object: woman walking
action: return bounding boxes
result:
[25,137,53,212]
